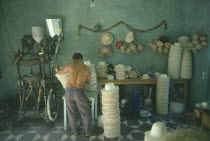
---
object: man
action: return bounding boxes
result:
[56,53,93,136]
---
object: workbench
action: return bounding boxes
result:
[99,78,188,108]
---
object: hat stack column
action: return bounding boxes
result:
[101,83,120,139]
[178,36,193,79]
[156,74,170,114]
[84,60,97,91]
[167,43,183,78]
[114,64,126,80]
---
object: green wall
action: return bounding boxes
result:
[0,0,210,106]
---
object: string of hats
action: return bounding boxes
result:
[78,20,168,36]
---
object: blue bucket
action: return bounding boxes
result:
[132,91,141,113]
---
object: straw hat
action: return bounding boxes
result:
[145,122,167,140]
[104,83,116,92]
[100,33,113,45]
[98,45,113,57]
[125,32,135,43]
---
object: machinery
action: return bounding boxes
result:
[13,19,63,123]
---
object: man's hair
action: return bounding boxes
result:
[73,53,83,60]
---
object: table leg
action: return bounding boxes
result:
[91,99,95,127]
[184,80,188,109]
[63,97,67,131]
[95,94,98,120]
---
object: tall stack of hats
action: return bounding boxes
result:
[99,33,113,57]
[156,74,170,114]
[96,62,108,79]
[114,64,126,80]
[167,43,183,78]
[101,83,120,139]
[144,122,167,141]
[84,60,97,91]
[178,36,193,79]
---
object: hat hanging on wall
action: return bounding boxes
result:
[100,33,114,45]
[98,45,113,57]
[125,32,135,43]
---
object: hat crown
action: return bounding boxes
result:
[150,122,167,138]
[105,83,115,92]
[174,42,181,47]
[99,61,106,66]
[103,34,110,41]
[127,32,134,38]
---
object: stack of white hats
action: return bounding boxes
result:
[96,61,108,79]
[84,60,97,91]
[169,101,185,113]
[167,43,183,78]
[101,83,120,139]
[178,36,190,48]
[55,71,68,88]
[180,49,192,79]
[114,64,126,80]
[144,122,167,141]
[156,74,170,114]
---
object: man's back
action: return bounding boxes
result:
[66,62,90,88]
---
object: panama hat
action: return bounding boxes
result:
[125,32,135,43]
[100,33,114,45]
[98,45,113,57]
[145,122,167,140]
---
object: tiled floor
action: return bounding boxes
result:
[0,111,192,141]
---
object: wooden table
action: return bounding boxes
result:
[194,106,210,130]
[99,78,188,108]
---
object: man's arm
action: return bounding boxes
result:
[56,64,70,74]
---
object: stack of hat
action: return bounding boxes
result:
[55,70,69,88]
[114,64,126,80]
[169,100,185,113]
[144,122,167,141]
[99,33,113,57]
[101,83,120,139]
[96,61,108,79]
[180,49,192,79]
[167,43,183,78]
[156,74,170,114]
[178,36,190,48]
[84,60,97,91]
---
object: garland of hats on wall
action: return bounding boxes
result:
[78,20,167,56]
[78,20,208,57]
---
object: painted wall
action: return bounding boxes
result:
[0,0,210,106]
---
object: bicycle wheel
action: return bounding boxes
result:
[47,89,60,121]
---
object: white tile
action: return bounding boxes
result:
[5,134,14,141]
[32,134,41,141]
[15,134,24,141]
[61,134,68,141]
[70,135,76,141]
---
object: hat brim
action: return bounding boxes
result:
[98,46,113,57]
[100,33,114,45]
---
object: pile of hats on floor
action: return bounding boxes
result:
[84,60,97,91]
[96,61,108,79]
[101,83,120,139]
[156,74,170,114]
[114,64,126,80]
[145,122,210,141]
[167,42,183,79]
